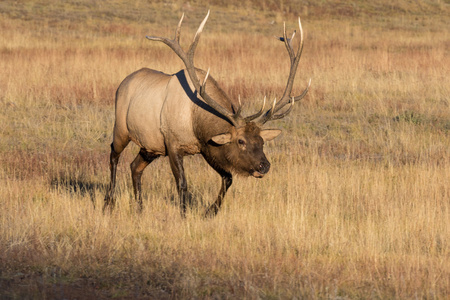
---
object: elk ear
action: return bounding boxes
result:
[211,133,232,145]
[260,129,282,141]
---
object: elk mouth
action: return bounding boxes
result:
[252,170,266,178]
[251,161,270,178]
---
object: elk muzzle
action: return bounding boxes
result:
[252,160,271,178]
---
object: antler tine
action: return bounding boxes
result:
[188,10,210,61]
[192,10,210,45]
[289,30,296,46]
[175,13,185,43]
[283,22,295,62]
[268,97,295,121]
[279,16,304,106]
[257,16,309,125]
[261,96,286,123]
[244,96,266,122]
[234,95,242,117]
[293,78,311,102]
[263,98,277,121]
[202,67,210,87]
[146,11,240,127]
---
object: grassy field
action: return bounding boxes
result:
[1,0,449,298]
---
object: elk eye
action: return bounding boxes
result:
[238,139,246,146]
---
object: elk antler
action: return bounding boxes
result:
[146,11,242,127]
[257,17,311,125]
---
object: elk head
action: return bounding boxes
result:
[209,122,282,178]
[146,10,310,178]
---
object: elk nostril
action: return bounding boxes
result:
[259,161,270,173]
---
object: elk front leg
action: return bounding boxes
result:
[205,172,232,217]
[104,143,121,212]
[130,149,159,211]
[168,150,188,217]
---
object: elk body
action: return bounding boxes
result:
[104,11,310,217]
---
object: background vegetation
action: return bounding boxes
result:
[1,0,449,298]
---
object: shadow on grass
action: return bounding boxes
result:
[51,176,107,209]
[50,175,207,213]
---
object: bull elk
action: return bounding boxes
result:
[104,11,310,217]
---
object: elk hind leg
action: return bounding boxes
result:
[130,149,159,211]
[104,134,130,212]
[104,143,124,211]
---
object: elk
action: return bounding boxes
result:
[104,11,310,217]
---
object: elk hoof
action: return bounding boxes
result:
[204,205,219,218]
[103,197,115,213]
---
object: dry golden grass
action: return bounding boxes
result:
[1,1,449,298]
